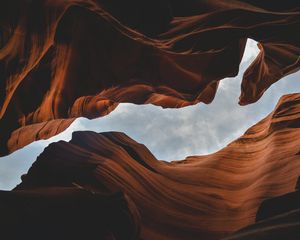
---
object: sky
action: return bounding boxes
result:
[1,39,300,190]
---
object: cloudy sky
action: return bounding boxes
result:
[1,39,300,190]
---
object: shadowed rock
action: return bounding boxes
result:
[225,179,300,240]
[0,187,140,240]
[10,93,300,240]
[256,188,300,222]
[1,1,299,155]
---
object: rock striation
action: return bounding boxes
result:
[225,179,300,240]
[1,1,300,155]
[10,93,300,239]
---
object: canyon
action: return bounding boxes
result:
[1,0,299,155]
[1,1,300,239]
[2,93,299,239]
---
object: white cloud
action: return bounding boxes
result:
[242,39,260,63]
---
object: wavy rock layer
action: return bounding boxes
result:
[225,186,300,240]
[1,1,300,155]
[15,93,300,239]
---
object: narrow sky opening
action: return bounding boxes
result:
[1,39,300,190]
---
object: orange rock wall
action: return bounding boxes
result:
[1,1,299,155]
[17,94,300,239]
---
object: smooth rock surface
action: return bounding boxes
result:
[15,93,300,239]
[1,1,299,155]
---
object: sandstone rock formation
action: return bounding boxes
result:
[225,180,300,240]
[226,209,300,240]
[1,1,300,155]
[0,188,140,240]
[11,93,300,239]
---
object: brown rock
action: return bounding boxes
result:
[0,187,140,240]
[224,208,300,240]
[1,1,299,155]
[226,186,300,240]
[14,93,300,239]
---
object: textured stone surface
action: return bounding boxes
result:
[226,187,300,240]
[1,1,299,155]
[15,93,300,239]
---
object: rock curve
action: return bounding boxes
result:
[15,93,300,239]
[1,0,300,155]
